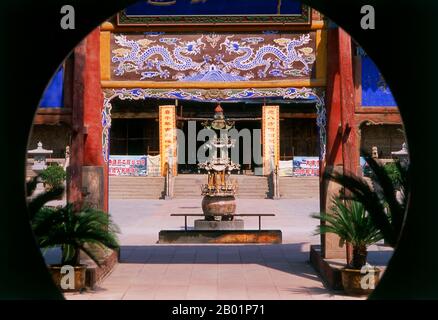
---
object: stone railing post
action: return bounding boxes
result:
[165,161,174,199]
[273,165,280,199]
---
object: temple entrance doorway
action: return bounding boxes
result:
[110,118,159,156]
[176,100,263,176]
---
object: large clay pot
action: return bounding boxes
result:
[49,264,87,292]
[341,267,381,296]
[202,196,236,221]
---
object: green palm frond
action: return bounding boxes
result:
[32,204,120,267]
[312,198,383,248]
[324,152,409,247]
[365,156,407,241]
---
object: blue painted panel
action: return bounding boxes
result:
[361,56,397,107]
[39,68,64,108]
[125,0,302,16]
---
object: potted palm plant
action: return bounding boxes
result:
[325,154,409,248]
[313,198,383,295]
[32,204,120,292]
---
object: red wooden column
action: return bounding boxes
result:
[321,26,358,259]
[339,28,360,177]
[324,27,343,169]
[67,28,107,212]
[83,28,108,212]
[67,40,86,211]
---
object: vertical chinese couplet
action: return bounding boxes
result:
[159,105,177,176]
[262,105,280,176]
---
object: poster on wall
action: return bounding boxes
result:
[109,155,148,176]
[293,157,319,177]
[262,105,280,175]
[147,155,161,177]
[159,105,177,176]
[278,160,294,177]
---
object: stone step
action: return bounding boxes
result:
[110,182,165,186]
[172,174,270,199]
[240,195,269,198]
[172,196,202,198]
[278,177,319,199]
[109,191,163,195]
[109,190,163,194]
[173,187,268,191]
[110,183,163,186]
[110,185,164,188]
[109,176,165,199]
[109,191,163,194]
[110,195,163,197]
[237,192,270,195]
[110,181,164,184]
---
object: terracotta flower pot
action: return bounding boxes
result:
[49,264,87,292]
[341,267,381,296]
[202,195,236,221]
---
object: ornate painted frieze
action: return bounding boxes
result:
[102,87,326,162]
[110,32,317,82]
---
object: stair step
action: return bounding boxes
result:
[109,176,165,199]
[278,177,319,199]
[172,175,270,199]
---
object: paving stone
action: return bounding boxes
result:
[65,198,391,301]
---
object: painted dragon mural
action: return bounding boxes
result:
[112,35,205,80]
[111,32,317,81]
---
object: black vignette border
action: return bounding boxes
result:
[0,0,437,300]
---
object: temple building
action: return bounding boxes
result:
[29,0,403,261]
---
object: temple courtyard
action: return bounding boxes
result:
[47,198,392,300]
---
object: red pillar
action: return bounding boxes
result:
[339,28,359,176]
[324,27,344,169]
[67,40,85,210]
[83,28,108,212]
[321,27,358,259]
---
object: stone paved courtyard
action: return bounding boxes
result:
[63,198,392,300]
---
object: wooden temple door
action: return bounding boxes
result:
[159,105,178,176]
[262,105,280,176]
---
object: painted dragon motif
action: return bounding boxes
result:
[112,35,205,80]
[220,34,316,78]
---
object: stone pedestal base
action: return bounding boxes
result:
[194,219,244,230]
[159,230,282,244]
